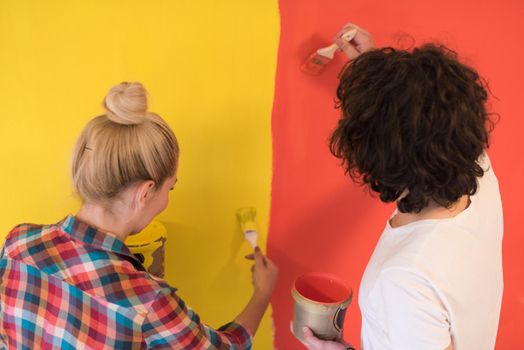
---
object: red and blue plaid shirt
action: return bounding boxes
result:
[0,215,252,349]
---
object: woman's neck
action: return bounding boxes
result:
[390,195,471,228]
[76,203,131,241]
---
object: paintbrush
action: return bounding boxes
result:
[301,29,357,75]
[236,207,258,249]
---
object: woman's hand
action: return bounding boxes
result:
[290,323,355,350]
[245,247,278,300]
[334,23,375,60]
[303,327,354,350]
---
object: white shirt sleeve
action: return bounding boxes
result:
[372,267,452,349]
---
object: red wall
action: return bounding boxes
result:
[268,0,524,348]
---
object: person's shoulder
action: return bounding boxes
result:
[8,222,43,236]
[130,277,180,316]
[137,272,173,294]
[396,222,487,290]
[106,262,176,308]
[416,222,473,258]
[5,222,57,248]
[380,223,444,261]
[380,222,471,274]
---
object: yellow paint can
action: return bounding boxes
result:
[125,220,167,278]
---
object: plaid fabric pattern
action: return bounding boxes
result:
[0,215,252,349]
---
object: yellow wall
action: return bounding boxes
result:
[0,1,279,347]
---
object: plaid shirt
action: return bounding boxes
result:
[0,215,252,349]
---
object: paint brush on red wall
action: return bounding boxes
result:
[301,29,357,75]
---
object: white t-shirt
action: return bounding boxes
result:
[359,154,503,350]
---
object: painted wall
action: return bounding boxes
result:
[269,0,524,349]
[0,0,279,348]
[2,0,523,349]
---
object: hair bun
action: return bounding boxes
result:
[104,82,148,125]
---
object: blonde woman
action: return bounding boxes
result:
[0,82,277,349]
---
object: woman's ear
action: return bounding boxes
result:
[135,180,156,209]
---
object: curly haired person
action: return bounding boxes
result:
[302,24,502,350]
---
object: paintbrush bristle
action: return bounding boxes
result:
[237,207,258,249]
[301,52,333,75]
[237,207,257,232]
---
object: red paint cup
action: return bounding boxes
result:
[292,272,352,342]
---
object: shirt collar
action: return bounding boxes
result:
[59,214,145,270]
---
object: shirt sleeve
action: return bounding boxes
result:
[373,267,452,349]
[142,287,252,349]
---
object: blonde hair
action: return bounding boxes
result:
[72,82,179,202]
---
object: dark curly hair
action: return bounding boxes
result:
[330,44,494,213]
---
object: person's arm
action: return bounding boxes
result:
[142,287,252,349]
[141,247,277,349]
[235,247,278,334]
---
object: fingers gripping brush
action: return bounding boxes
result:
[301,29,357,75]
[236,207,258,249]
